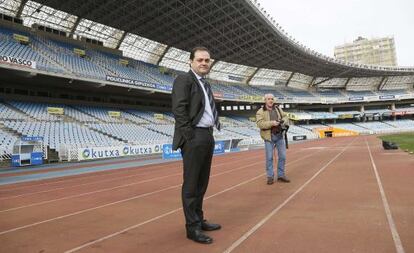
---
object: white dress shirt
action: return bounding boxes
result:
[192,70,215,128]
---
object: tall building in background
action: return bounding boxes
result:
[334,36,397,66]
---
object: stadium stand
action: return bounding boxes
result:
[282,87,315,98]
[308,111,338,120]
[253,86,285,98]
[72,105,127,123]
[287,125,319,140]
[32,36,110,79]
[8,101,62,121]
[327,123,372,134]
[382,119,414,131]
[2,120,124,150]
[0,102,28,120]
[0,99,413,161]
[315,89,346,98]
[87,123,171,145]
[2,27,413,105]
[0,126,19,157]
[1,12,414,164]
[0,27,64,73]
[377,89,408,95]
[353,121,399,134]
[345,90,376,97]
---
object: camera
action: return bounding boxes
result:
[278,120,289,131]
[280,124,289,131]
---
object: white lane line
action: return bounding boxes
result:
[223,137,357,253]
[0,157,268,236]
[63,149,327,253]
[0,149,258,193]
[365,138,405,253]
[1,152,249,200]
[0,173,182,213]
[0,162,182,200]
[64,174,264,253]
[0,161,176,193]
[0,154,262,212]
[0,167,177,201]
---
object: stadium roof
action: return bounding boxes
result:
[2,0,414,86]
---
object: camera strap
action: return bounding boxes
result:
[283,129,289,149]
[275,106,282,121]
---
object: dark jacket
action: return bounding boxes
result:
[171,70,208,150]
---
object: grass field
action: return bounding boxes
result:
[379,132,414,153]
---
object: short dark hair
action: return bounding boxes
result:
[190,46,210,60]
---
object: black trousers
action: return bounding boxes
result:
[181,127,215,230]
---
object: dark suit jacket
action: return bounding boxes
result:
[172,70,208,150]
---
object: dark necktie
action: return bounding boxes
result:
[200,78,221,130]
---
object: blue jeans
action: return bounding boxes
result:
[264,133,286,178]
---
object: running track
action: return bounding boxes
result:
[0,135,413,253]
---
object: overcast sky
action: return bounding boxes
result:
[257,0,414,67]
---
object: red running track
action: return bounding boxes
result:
[0,135,413,253]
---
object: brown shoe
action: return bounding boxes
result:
[277,177,290,183]
[267,177,274,185]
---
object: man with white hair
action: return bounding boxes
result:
[256,93,290,185]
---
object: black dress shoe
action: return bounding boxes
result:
[267,177,274,185]
[186,229,213,244]
[201,220,221,231]
[277,177,290,183]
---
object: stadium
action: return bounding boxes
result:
[0,0,413,252]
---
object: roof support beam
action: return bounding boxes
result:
[246,67,259,85]
[308,77,316,88]
[69,16,81,38]
[312,76,333,87]
[115,31,127,49]
[156,45,171,65]
[377,77,387,90]
[16,0,28,18]
[320,68,356,88]
[343,78,351,89]
[22,0,414,77]
[285,72,295,87]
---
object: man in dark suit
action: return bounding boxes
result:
[172,46,221,244]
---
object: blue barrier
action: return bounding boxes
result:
[214,141,225,154]
[162,140,226,159]
[11,136,44,167]
[162,144,182,159]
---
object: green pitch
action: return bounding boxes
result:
[379,132,414,153]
